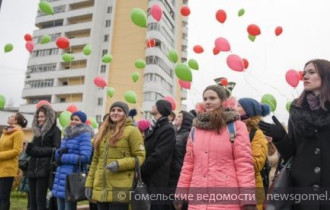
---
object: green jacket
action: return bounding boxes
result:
[85,119,145,202]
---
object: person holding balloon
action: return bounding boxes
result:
[25,104,61,210]
[0,112,27,210]
[236,98,270,210]
[85,101,145,210]
[259,59,330,210]
[175,85,257,210]
[52,111,93,210]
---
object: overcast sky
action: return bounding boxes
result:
[1,0,330,123]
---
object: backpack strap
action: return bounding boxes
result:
[190,127,195,143]
[249,129,257,142]
[227,122,236,143]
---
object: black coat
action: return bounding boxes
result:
[141,117,176,189]
[274,99,330,210]
[26,124,61,178]
[169,111,194,188]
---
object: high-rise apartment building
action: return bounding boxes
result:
[20,0,188,122]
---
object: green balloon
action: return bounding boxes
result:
[4,43,13,53]
[175,63,192,82]
[130,8,147,28]
[59,111,71,128]
[39,1,54,15]
[286,101,292,112]
[0,95,6,110]
[41,35,51,44]
[62,53,74,62]
[168,50,178,63]
[124,91,137,104]
[188,59,199,70]
[134,59,146,69]
[238,9,245,17]
[261,94,277,112]
[89,117,98,129]
[248,34,256,42]
[102,54,112,63]
[107,87,115,97]
[83,44,91,55]
[132,71,140,83]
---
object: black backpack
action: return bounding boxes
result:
[249,129,271,194]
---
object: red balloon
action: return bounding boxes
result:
[56,37,70,49]
[179,80,191,89]
[242,58,249,69]
[36,100,51,109]
[247,24,261,36]
[93,76,107,88]
[216,10,227,24]
[193,45,204,54]
[164,96,176,110]
[86,119,92,125]
[25,41,34,53]
[24,34,32,42]
[298,71,304,81]
[285,69,300,88]
[226,54,244,72]
[221,78,228,86]
[180,6,190,16]
[213,47,220,55]
[146,39,155,48]
[66,104,78,113]
[214,37,230,52]
[275,26,283,36]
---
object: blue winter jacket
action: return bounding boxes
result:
[52,124,93,199]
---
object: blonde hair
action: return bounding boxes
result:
[244,116,262,131]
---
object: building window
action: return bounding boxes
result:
[146,56,173,78]
[100,65,106,73]
[32,48,59,57]
[97,98,103,106]
[25,79,54,88]
[96,115,102,123]
[102,50,108,56]
[104,34,109,42]
[107,6,112,13]
[181,45,187,52]
[60,98,66,103]
[105,20,111,27]
[27,63,57,73]
[62,81,68,86]
[40,19,63,29]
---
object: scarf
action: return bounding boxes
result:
[306,93,320,110]
[193,110,239,130]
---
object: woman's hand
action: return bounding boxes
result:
[259,116,286,142]
[106,161,119,173]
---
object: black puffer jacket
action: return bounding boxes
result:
[26,105,61,178]
[169,111,194,187]
[141,117,176,189]
[274,98,330,210]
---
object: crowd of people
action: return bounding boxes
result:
[0,59,329,210]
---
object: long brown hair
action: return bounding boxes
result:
[295,59,330,110]
[209,106,227,133]
[94,114,127,150]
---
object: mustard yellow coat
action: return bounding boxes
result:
[250,129,268,209]
[0,126,24,177]
[85,119,145,203]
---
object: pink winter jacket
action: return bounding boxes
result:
[176,120,256,210]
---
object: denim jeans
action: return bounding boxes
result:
[56,198,77,210]
[29,177,49,210]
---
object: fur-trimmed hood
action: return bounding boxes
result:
[64,123,95,139]
[32,105,56,137]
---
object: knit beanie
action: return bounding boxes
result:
[238,98,270,117]
[71,111,87,123]
[156,100,172,117]
[110,101,129,116]
[137,119,151,132]
[203,85,227,101]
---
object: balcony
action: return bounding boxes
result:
[22,85,84,98]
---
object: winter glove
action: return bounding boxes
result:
[106,161,119,173]
[85,188,93,201]
[173,200,183,210]
[258,116,286,142]
[58,148,69,156]
[243,205,257,210]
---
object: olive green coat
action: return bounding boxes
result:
[85,119,145,202]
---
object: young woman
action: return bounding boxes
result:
[52,111,93,210]
[259,59,330,210]
[0,112,27,210]
[236,98,270,209]
[85,101,145,210]
[175,85,256,210]
[26,104,61,210]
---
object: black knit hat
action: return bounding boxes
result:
[156,100,172,117]
[203,85,227,101]
[110,101,129,116]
